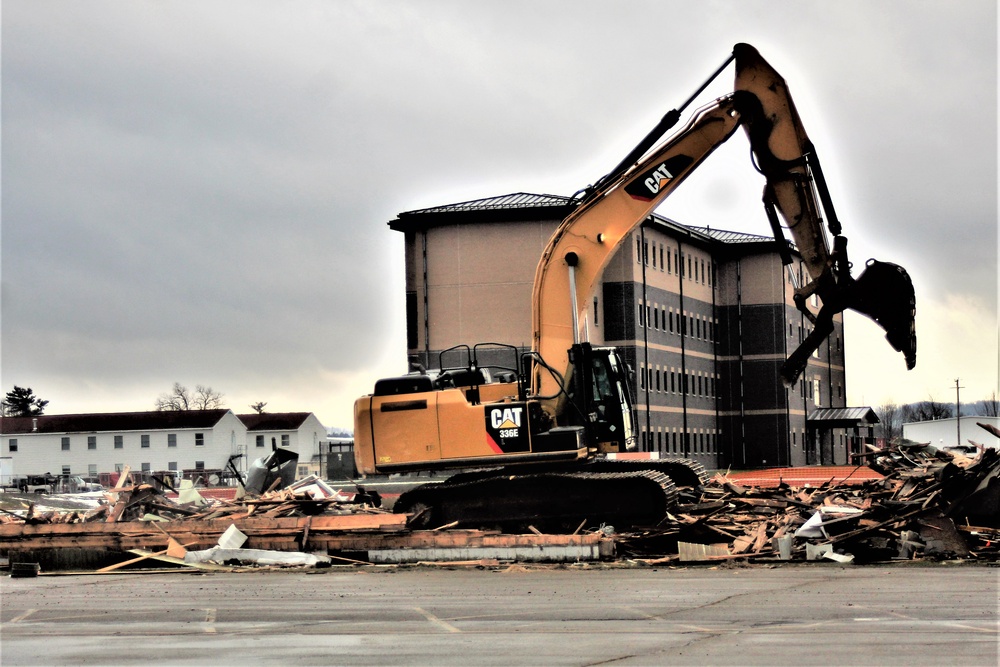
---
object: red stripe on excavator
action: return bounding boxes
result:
[486,433,503,454]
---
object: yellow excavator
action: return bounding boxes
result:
[353,44,917,531]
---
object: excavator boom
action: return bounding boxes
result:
[532,43,915,401]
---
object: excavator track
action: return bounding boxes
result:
[395,469,678,533]
[584,457,711,488]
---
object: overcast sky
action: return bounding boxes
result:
[2,1,997,430]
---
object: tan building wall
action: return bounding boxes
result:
[406,219,559,362]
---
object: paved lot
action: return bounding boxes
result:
[1,564,997,666]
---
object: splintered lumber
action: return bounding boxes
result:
[0,513,409,552]
[96,541,199,572]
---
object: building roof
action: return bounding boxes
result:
[236,413,312,431]
[404,192,576,215]
[687,226,776,244]
[808,407,879,426]
[0,409,233,435]
[389,192,794,257]
[389,192,579,232]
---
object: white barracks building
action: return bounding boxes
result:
[0,410,329,484]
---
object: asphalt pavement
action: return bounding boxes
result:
[1,564,997,666]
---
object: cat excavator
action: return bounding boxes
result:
[353,44,917,532]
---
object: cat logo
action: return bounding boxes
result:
[624,154,694,202]
[490,406,523,432]
[485,403,530,453]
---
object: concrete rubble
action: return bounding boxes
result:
[2,424,1000,573]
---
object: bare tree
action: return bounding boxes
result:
[156,383,225,411]
[875,401,902,444]
[249,401,267,414]
[976,391,1000,417]
[902,395,953,422]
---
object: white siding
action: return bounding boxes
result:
[3,412,248,477]
[902,416,1000,449]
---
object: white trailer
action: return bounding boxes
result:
[0,457,13,488]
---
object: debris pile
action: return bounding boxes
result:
[619,436,1000,564]
[0,474,383,526]
[1,425,998,571]
[0,470,402,571]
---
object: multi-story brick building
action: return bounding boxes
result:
[389,192,864,468]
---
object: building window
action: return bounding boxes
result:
[653,308,659,329]
[666,250,672,273]
[62,465,71,475]
[814,376,822,406]
[61,437,70,451]
[168,434,178,448]
[88,464,98,476]
[114,435,123,449]
[256,435,265,448]
[195,433,204,447]
[594,297,599,327]
[88,436,97,450]
[141,434,150,448]
[195,461,205,471]
[141,463,151,473]
[652,244,656,268]
[638,302,645,327]
[643,241,649,265]
[168,462,178,471]
[8,438,16,452]
[281,434,290,447]
[659,246,664,270]
[636,236,642,262]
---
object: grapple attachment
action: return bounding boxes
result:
[849,259,917,369]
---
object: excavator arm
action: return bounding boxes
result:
[531,94,743,400]
[531,43,916,408]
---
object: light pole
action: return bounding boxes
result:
[954,378,964,447]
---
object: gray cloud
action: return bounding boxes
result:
[2,0,996,426]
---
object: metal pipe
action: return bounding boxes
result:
[566,252,580,344]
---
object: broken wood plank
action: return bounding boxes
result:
[97,541,199,572]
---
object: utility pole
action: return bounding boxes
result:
[954,378,964,447]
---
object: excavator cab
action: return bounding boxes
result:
[561,343,637,453]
